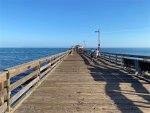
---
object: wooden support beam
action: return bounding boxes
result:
[6,72,11,112]
[0,102,7,113]
[0,81,4,105]
[6,62,39,78]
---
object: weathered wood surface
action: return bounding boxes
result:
[14,51,150,113]
[0,102,7,113]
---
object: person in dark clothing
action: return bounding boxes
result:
[90,48,95,61]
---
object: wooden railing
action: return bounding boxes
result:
[84,51,150,78]
[100,52,150,82]
[100,52,150,65]
[0,50,71,113]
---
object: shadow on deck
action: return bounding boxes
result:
[81,55,150,113]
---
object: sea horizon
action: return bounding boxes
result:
[0,47,149,48]
[0,48,149,71]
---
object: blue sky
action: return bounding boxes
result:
[0,0,150,48]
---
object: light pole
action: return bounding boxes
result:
[95,29,100,52]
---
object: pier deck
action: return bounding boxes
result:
[14,51,150,113]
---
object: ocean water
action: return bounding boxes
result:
[0,48,150,71]
[100,48,150,56]
[0,48,68,71]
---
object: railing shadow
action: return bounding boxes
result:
[81,55,150,113]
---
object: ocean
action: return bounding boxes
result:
[100,48,150,56]
[0,48,68,71]
[0,48,150,71]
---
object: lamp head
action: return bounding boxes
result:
[95,30,100,33]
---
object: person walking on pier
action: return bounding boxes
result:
[90,48,95,61]
[95,49,99,59]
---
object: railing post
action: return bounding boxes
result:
[0,79,4,105]
[115,55,118,64]
[6,72,11,112]
[50,57,52,68]
[34,62,40,81]
[135,60,141,76]
[121,56,124,68]
[103,54,105,59]
[37,62,41,79]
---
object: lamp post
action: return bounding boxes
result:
[95,29,100,52]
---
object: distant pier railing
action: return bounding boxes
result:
[100,52,150,74]
[84,51,150,81]
[0,50,71,113]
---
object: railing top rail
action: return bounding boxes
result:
[100,52,150,59]
[0,50,70,78]
[4,51,67,71]
[0,71,7,80]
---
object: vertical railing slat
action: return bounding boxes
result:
[6,71,11,112]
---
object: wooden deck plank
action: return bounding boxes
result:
[14,51,150,113]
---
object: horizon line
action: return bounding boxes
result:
[0,47,149,49]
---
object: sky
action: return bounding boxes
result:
[0,0,150,48]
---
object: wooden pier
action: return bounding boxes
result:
[0,50,150,113]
